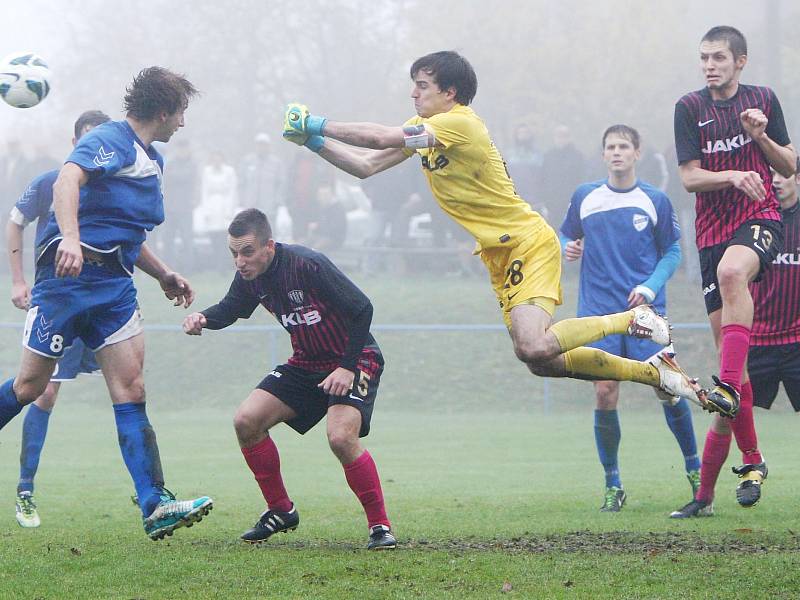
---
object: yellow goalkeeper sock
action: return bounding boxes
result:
[549,311,633,353]
[563,347,660,385]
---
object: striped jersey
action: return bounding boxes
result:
[674,85,790,249]
[201,243,380,372]
[750,201,800,346]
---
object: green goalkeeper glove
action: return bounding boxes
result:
[283,103,327,138]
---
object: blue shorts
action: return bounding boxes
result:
[23,263,143,359]
[586,333,663,362]
[51,338,100,381]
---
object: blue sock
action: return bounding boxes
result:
[18,404,51,494]
[594,409,621,489]
[113,402,165,517]
[0,378,24,430]
[662,398,700,472]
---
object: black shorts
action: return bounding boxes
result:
[699,219,783,314]
[256,351,384,437]
[748,343,800,411]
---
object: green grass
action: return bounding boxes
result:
[0,268,798,598]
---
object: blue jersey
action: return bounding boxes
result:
[9,169,59,255]
[37,120,165,274]
[560,179,680,316]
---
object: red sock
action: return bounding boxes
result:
[241,437,293,513]
[730,381,762,464]
[344,450,390,529]
[696,429,732,503]
[719,324,750,394]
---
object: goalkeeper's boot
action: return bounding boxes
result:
[628,305,672,346]
[15,491,40,528]
[669,498,714,519]
[650,352,704,406]
[704,376,740,418]
[646,346,680,405]
[732,462,767,508]
[687,469,701,498]
[143,489,213,541]
[599,486,626,512]
[241,505,299,543]
[367,524,397,550]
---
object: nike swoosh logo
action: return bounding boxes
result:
[508,291,521,301]
[698,119,714,127]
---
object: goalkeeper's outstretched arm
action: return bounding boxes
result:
[318,138,409,180]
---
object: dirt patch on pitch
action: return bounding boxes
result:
[403,530,800,554]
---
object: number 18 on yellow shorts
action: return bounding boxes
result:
[479,225,563,329]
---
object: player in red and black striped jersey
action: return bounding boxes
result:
[670,26,797,519]
[749,164,800,411]
[182,208,395,550]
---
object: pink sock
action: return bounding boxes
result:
[730,381,762,464]
[696,429,732,503]
[344,450,390,529]
[241,437,293,513]
[719,324,750,394]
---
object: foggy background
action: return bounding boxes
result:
[1,0,798,302]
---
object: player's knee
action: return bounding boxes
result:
[717,262,749,294]
[594,382,618,410]
[513,338,555,366]
[118,380,146,404]
[13,377,48,406]
[327,427,358,457]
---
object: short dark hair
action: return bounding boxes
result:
[228,208,272,243]
[74,110,110,139]
[602,124,640,149]
[702,26,747,59]
[123,66,198,121]
[410,51,477,106]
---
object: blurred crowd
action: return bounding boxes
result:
[0,125,700,278]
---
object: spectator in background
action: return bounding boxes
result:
[504,123,542,213]
[241,133,285,225]
[303,176,348,252]
[637,134,669,192]
[195,150,239,270]
[286,152,327,242]
[539,125,586,223]
[361,159,429,249]
[162,139,199,272]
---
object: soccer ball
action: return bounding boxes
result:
[0,52,51,108]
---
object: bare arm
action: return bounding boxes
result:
[318,139,410,179]
[136,242,195,307]
[679,160,767,201]
[322,121,406,150]
[52,162,89,277]
[5,220,30,309]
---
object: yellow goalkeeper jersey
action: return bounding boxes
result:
[404,104,547,250]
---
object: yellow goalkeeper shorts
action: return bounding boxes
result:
[480,224,563,329]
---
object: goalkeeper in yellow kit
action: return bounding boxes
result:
[283,50,719,409]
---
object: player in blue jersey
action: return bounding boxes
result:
[0,67,213,540]
[5,110,109,528]
[560,125,700,512]
[183,209,395,550]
